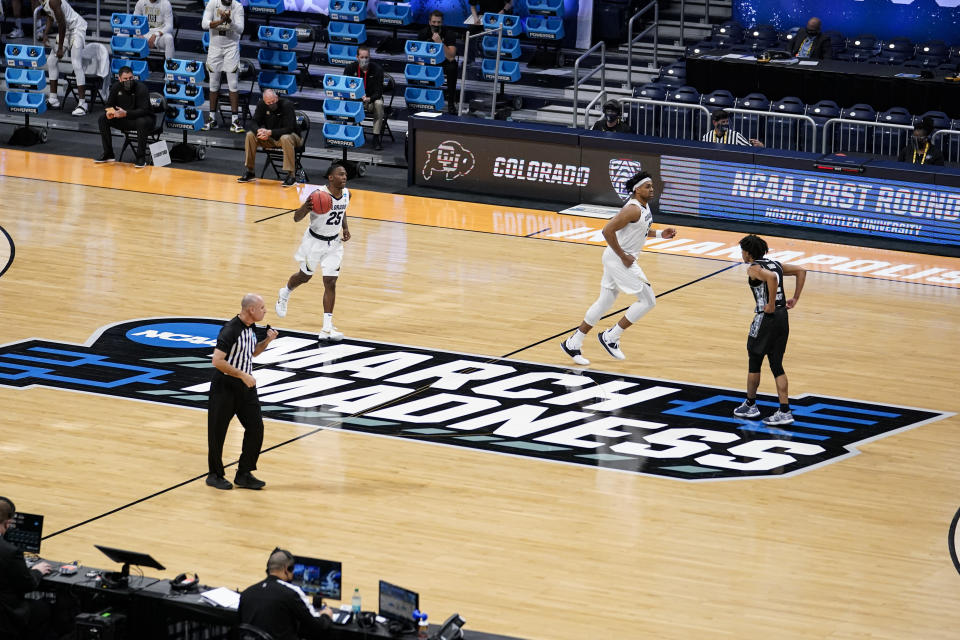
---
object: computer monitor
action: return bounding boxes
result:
[94,545,166,580]
[3,512,43,554]
[290,555,342,600]
[378,580,419,623]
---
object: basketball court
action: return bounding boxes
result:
[1,148,959,639]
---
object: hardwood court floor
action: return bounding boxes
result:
[1,151,959,639]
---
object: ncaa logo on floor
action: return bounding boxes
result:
[0,318,952,482]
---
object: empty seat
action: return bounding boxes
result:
[735,92,769,141]
[743,24,777,52]
[918,110,950,131]
[480,35,521,60]
[915,40,947,66]
[685,40,715,57]
[767,96,811,151]
[875,106,913,156]
[702,89,735,109]
[873,37,913,64]
[661,85,701,140]
[655,61,686,87]
[835,103,877,153]
[846,34,878,63]
[823,30,846,57]
[711,21,744,46]
[630,83,666,136]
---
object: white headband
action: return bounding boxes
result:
[635,177,652,187]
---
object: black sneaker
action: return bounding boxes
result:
[95,153,116,163]
[281,173,296,187]
[234,471,266,490]
[237,170,256,183]
[134,157,147,169]
[205,473,233,490]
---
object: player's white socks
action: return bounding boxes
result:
[323,313,334,331]
[279,287,290,300]
[566,329,587,349]
[606,324,625,340]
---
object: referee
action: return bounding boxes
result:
[207,293,279,491]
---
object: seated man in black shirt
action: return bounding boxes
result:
[238,89,302,187]
[239,548,335,640]
[94,66,153,168]
[790,16,831,60]
[897,116,944,166]
[342,45,386,150]
[417,10,459,114]
[0,496,54,640]
[592,100,630,133]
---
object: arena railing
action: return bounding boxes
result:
[626,1,659,89]
[931,129,960,166]
[458,24,505,119]
[571,40,606,129]
[821,118,914,157]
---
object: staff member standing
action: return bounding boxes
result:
[207,293,278,491]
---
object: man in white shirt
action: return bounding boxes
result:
[202,0,244,132]
[34,0,88,116]
[133,0,174,59]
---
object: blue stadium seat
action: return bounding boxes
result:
[111,36,149,59]
[685,40,716,57]
[375,2,411,26]
[327,44,357,66]
[662,85,700,140]
[655,61,686,87]
[915,40,948,66]
[918,110,950,131]
[258,26,298,50]
[808,99,841,150]
[483,13,523,37]
[322,73,365,100]
[327,22,367,44]
[523,16,564,41]
[111,58,149,80]
[5,68,47,91]
[743,24,777,52]
[404,87,445,112]
[736,92,769,141]
[405,40,445,65]
[873,37,913,64]
[404,64,444,88]
[767,96,809,151]
[328,0,367,22]
[738,92,769,111]
[481,35,521,60]
[258,49,296,72]
[629,83,666,137]
[110,13,148,36]
[824,30,846,58]
[875,106,913,156]
[634,83,666,100]
[711,21,744,46]
[480,59,521,83]
[322,99,364,124]
[835,103,877,153]
[780,26,799,50]
[258,71,297,95]
[702,89,735,109]
[846,34,879,63]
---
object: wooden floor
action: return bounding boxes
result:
[1,150,959,640]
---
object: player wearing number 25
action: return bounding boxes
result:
[275,162,352,343]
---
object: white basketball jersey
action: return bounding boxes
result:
[308,186,350,238]
[204,0,243,47]
[134,0,171,32]
[41,0,85,33]
[614,198,653,256]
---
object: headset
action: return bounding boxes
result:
[269,547,295,574]
[355,611,377,630]
[386,619,416,637]
[170,572,199,592]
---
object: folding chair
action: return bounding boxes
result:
[261,110,311,182]
[119,93,166,162]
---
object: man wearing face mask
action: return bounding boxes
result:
[133,0,174,59]
[790,16,831,60]
[897,117,944,166]
[94,66,152,167]
[202,0,244,133]
[417,10,459,114]
[239,89,301,186]
[342,45,385,150]
[702,109,763,147]
[592,99,630,133]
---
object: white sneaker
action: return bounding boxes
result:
[71,102,88,116]
[597,329,625,360]
[229,117,244,133]
[9,28,24,38]
[560,338,589,365]
[318,327,344,342]
[201,116,217,131]
[733,400,761,419]
[762,410,795,426]
[275,290,289,318]
[47,95,61,108]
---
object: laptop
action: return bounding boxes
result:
[3,512,43,554]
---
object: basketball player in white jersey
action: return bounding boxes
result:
[133,0,174,59]
[34,0,87,115]
[275,162,352,342]
[561,171,676,365]
[202,0,244,132]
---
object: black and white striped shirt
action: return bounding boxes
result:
[701,129,750,146]
[215,315,257,375]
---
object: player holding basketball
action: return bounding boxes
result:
[275,162,351,342]
[561,171,676,365]
[733,234,806,426]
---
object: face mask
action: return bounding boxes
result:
[266,102,278,112]
[715,124,729,136]
[604,112,618,123]
[912,136,928,150]
[807,29,820,36]
[358,58,369,69]
[121,79,134,91]
[431,25,441,33]
[221,0,232,5]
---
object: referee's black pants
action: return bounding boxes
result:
[207,374,264,477]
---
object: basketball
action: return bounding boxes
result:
[310,190,333,214]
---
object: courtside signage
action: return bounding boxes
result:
[0,319,951,482]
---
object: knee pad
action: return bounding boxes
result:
[226,71,239,92]
[46,56,59,80]
[209,72,222,92]
[584,288,618,326]
[624,288,655,323]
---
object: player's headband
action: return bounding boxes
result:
[636,177,652,187]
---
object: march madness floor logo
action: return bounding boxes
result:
[0,318,951,482]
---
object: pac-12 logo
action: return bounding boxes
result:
[422,140,476,181]
[609,158,643,200]
[0,318,952,481]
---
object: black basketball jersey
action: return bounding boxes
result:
[747,258,787,313]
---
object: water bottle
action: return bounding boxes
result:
[351,587,362,614]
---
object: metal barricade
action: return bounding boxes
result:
[619,98,711,141]
[626,1,658,88]
[458,25,504,118]
[571,40,606,129]
[722,106,817,153]
[822,118,914,157]
[932,129,960,166]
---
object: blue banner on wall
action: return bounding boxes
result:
[733,0,960,45]
[659,155,960,245]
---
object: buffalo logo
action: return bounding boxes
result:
[609,158,644,200]
[422,140,476,181]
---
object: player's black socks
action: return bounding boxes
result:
[745,397,755,406]
[780,403,790,412]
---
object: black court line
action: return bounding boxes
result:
[254,207,298,223]
[0,225,14,279]
[525,227,551,237]
[949,506,960,577]
[500,262,740,359]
